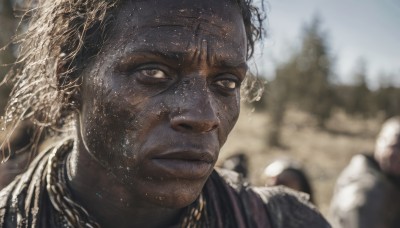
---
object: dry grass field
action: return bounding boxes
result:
[217,104,385,221]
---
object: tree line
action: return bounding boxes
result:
[251,17,400,146]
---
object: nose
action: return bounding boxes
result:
[170,92,220,134]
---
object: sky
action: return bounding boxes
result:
[256,0,400,89]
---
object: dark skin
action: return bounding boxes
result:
[66,0,247,227]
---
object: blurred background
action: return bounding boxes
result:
[218,0,400,221]
[1,0,399,222]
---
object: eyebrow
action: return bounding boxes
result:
[117,50,182,66]
[215,60,248,72]
[119,50,248,70]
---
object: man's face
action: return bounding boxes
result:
[78,0,247,208]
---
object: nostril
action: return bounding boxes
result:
[178,123,193,131]
[170,109,220,133]
[171,120,218,133]
[207,124,218,132]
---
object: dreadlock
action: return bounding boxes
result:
[1,0,266,161]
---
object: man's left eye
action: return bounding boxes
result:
[215,79,238,90]
[140,69,167,79]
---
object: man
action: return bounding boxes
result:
[0,0,330,227]
[330,117,400,228]
[263,159,315,203]
[221,153,249,179]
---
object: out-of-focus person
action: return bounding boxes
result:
[221,152,249,179]
[263,159,315,203]
[330,116,400,228]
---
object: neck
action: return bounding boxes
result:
[65,136,183,228]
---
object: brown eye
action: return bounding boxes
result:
[215,79,238,90]
[140,69,167,79]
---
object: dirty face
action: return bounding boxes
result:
[78,0,247,208]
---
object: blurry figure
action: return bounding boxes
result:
[263,159,314,203]
[330,117,400,228]
[0,120,33,189]
[221,153,249,179]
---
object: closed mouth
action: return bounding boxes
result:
[150,150,215,179]
[152,150,214,163]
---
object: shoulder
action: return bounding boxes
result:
[214,169,331,228]
[0,143,55,227]
[340,154,380,179]
[0,181,13,212]
[333,154,386,205]
[252,186,331,228]
[0,171,20,226]
[329,154,397,228]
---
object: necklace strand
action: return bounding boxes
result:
[46,139,100,227]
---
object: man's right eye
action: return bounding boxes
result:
[140,69,168,79]
[132,65,174,85]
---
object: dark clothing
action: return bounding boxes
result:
[0,138,330,227]
[208,170,330,228]
[330,154,400,228]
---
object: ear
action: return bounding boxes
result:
[68,86,82,111]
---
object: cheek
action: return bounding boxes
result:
[221,95,240,123]
[83,94,140,165]
[84,109,146,185]
[215,96,240,142]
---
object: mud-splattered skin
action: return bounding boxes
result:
[68,0,247,226]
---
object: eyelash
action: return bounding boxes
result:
[140,69,168,79]
[132,65,174,84]
[125,63,241,93]
[213,76,241,94]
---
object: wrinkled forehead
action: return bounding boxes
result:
[122,0,240,22]
[112,0,245,43]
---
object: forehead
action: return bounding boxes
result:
[122,0,241,31]
[106,0,246,60]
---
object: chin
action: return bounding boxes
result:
[142,179,206,209]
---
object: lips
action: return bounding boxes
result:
[150,149,215,180]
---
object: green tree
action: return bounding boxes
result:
[266,64,294,147]
[373,83,400,119]
[265,16,336,147]
[346,59,373,117]
[290,16,336,128]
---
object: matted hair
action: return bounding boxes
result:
[1,0,265,161]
